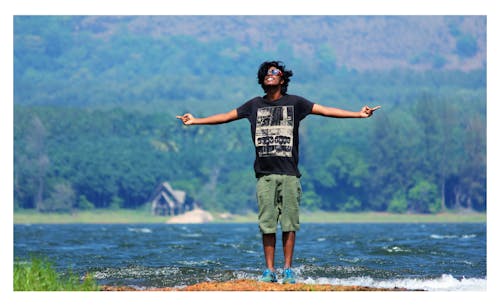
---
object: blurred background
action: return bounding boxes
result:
[13,16,486,215]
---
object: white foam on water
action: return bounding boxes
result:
[430,234,459,239]
[92,266,181,280]
[127,227,152,233]
[339,256,361,263]
[461,234,477,239]
[301,274,486,291]
[430,234,477,240]
[177,259,217,266]
[180,233,202,238]
[383,245,411,253]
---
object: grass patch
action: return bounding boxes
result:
[299,211,486,223]
[14,256,98,291]
[14,209,486,224]
[215,211,486,223]
[14,209,168,224]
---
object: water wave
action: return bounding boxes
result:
[430,234,477,239]
[300,274,486,291]
[127,227,153,233]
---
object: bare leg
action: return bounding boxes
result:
[282,231,295,269]
[262,233,276,271]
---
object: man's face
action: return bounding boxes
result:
[263,66,284,87]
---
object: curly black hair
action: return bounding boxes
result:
[257,60,293,95]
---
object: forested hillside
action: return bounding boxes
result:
[13,16,486,213]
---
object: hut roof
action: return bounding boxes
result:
[151,182,186,204]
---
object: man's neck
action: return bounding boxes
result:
[265,87,282,102]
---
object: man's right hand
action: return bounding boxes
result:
[176,113,195,125]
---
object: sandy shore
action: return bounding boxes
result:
[100,279,420,291]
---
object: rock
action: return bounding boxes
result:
[166,208,214,224]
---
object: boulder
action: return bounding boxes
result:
[166,208,214,224]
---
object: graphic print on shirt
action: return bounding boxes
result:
[255,106,294,157]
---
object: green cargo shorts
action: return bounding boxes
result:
[256,174,302,234]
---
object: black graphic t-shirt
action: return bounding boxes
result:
[237,94,314,177]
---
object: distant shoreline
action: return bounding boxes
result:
[13,209,486,224]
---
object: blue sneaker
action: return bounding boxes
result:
[282,268,296,284]
[259,269,277,283]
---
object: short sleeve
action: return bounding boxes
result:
[296,96,314,120]
[236,98,256,119]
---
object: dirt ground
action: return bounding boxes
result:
[100,279,420,291]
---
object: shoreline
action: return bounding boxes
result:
[13,209,486,224]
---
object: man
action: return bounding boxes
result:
[177,60,380,284]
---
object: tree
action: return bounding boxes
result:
[109,196,124,210]
[408,179,440,213]
[368,109,421,211]
[15,115,50,211]
[78,195,95,210]
[42,182,76,212]
[387,190,408,213]
[414,94,459,211]
[451,113,486,211]
[319,146,368,211]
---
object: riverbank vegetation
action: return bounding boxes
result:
[13,76,486,215]
[14,257,98,291]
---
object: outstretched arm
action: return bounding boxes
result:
[176,109,239,125]
[311,104,381,118]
